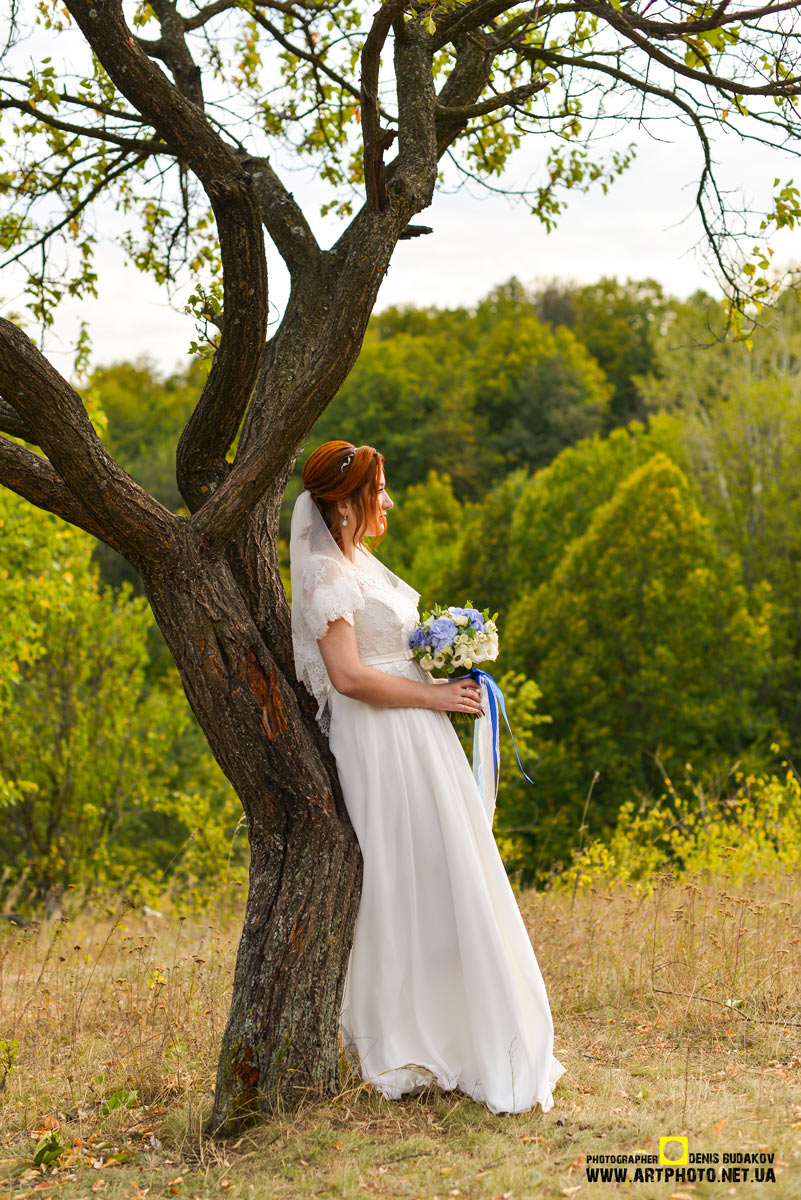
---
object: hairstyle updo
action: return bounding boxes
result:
[302,440,387,550]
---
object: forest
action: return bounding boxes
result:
[4,273,800,908]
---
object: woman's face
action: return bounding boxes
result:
[364,470,393,536]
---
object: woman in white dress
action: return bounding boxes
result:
[290,440,565,1115]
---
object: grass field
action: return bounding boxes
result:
[1,870,799,1200]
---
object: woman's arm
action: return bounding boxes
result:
[318,618,483,715]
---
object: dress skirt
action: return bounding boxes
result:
[328,668,565,1115]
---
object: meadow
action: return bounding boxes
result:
[2,869,799,1200]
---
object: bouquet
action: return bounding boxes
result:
[409,604,499,677]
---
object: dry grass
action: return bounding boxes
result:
[1,871,800,1199]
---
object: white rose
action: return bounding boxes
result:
[421,654,435,670]
[452,613,469,626]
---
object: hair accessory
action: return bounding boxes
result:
[340,451,355,472]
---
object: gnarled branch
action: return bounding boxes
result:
[0,320,176,562]
[0,399,35,441]
[0,435,132,558]
[238,152,321,278]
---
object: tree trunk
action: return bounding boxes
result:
[139,518,362,1134]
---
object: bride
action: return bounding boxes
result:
[290,439,565,1115]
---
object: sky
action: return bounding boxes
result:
[5,98,800,377]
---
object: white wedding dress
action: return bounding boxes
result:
[293,526,565,1115]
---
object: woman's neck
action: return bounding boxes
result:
[340,528,362,563]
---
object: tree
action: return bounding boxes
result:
[312,287,609,496]
[375,469,466,607]
[1,0,801,1132]
[505,454,773,869]
[536,277,670,428]
[640,289,801,743]
[507,419,682,596]
[467,308,612,469]
[0,487,241,910]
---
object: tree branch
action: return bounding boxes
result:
[0,97,166,154]
[0,436,131,557]
[1,151,147,272]
[237,152,321,277]
[391,14,437,199]
[0,320,177,562]
[435,81,548,123]
[0,399,35,441]
[525,45,737,291]
[249,9,377,113]
[64,0,268,514]
[584,1,801,96]
[360,0,405,210]
[137,0,205,109]
[183,0,242,31]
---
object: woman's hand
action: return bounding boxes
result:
[427,677,484,716]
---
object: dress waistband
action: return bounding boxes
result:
[361,648,414,666]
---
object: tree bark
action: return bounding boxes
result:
[138,516,362,1133]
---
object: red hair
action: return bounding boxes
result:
[302,441,387,551]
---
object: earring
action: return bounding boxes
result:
[342,514,349,527]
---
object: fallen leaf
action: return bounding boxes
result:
[670,1193,694,1200]
[91,1182,107,1193]
[562,1188,582,1198]
[715,1117,728,1136]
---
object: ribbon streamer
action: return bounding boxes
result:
[456,668,536,824]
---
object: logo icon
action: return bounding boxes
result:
[659,1136,689,1166]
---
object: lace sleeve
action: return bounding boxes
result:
[300,555,365,641]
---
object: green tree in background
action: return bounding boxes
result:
[507,418,683,597]
[310,283,611,497]
[308,331,485,497]
[468,310,611,473]
[443,470,531,620]
[505,454,773,870]
[0,489,242,911]
[639,286,801,743]
[88,358,208,514]
[376,471,465,610]
[573,278,668,428]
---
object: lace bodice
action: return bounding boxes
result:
[294,546,422,733]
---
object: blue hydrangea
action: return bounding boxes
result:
[409,625,429,649]
[449,606,484,632]
[428,616,458,651]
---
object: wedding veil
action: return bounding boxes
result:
[289,488,419,734]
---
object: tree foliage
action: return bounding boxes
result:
[0,487,243,910]
[310,282,611,496]
[505,453,773,868]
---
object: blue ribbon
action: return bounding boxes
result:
[454,668,537,808]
